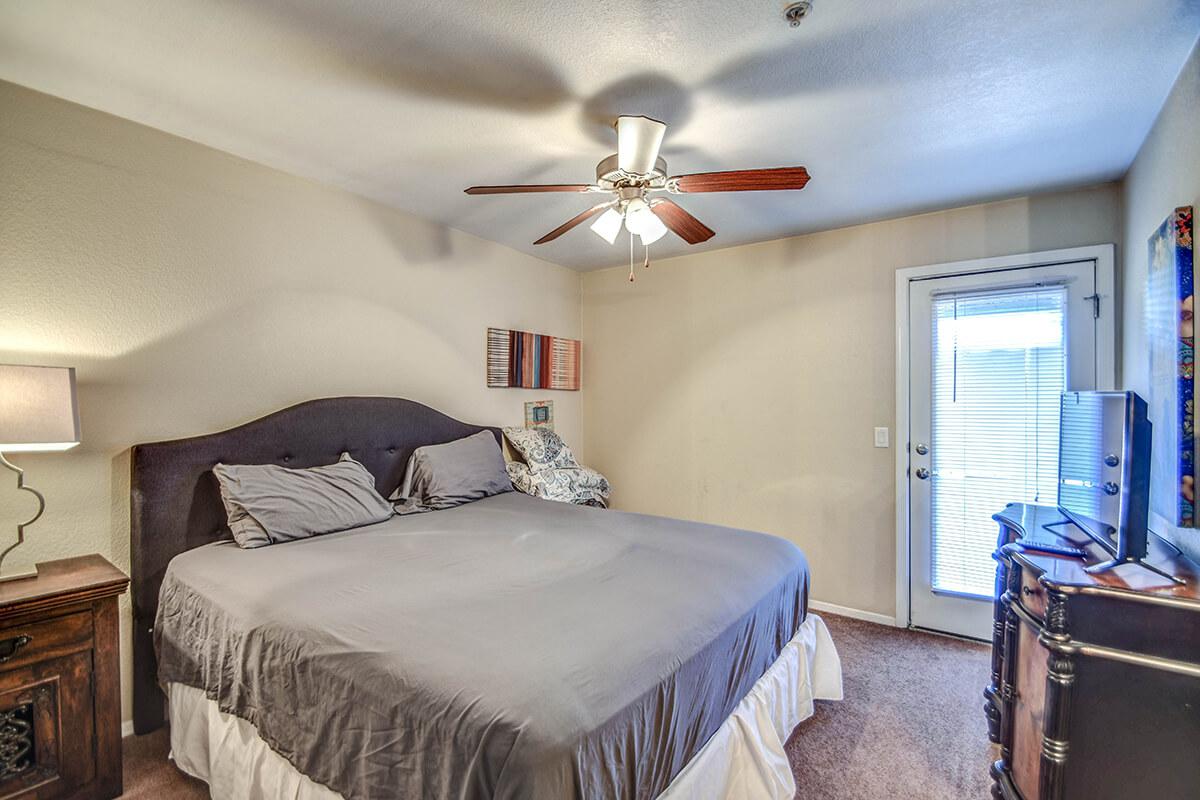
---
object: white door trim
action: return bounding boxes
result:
[893,244,1116,629]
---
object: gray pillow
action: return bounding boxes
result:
[213,453,393,549]
[391,430,512,514]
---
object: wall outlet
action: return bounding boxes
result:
[873,427,890,448]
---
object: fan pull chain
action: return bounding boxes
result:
[643,242,650,270]
[628,232,636,282]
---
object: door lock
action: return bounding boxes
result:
[915,467,931,480]
[915,443,929,455]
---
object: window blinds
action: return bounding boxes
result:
[929,286,1067,597]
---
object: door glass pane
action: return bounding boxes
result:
[930,286,1067,597]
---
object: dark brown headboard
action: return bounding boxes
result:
[129,396,501,733]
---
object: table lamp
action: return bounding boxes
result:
[0,365,80,581]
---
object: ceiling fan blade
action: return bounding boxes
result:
[533,203,614,245]
[671,167,810,193]
[616,116,667,176]
[464,184,592,195]
[649,199,715,244]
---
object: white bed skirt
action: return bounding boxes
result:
[168,613,843,800]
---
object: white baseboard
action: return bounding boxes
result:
[121,720,135,738]
[809,599,898,627]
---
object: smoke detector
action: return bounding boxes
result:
[784,1,813,27]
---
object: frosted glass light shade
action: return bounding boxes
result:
[616,116,666,176]
[0,365,80,452]
[590,208,623,244]
[639,214,668,245]
[622,199,658,235]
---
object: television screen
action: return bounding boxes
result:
[1058,391,1128,550]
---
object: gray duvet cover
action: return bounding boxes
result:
[155,492,808,800]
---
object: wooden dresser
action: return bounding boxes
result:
[0,556,128,800]
[986,504,1200,800]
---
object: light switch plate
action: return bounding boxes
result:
[873,427,890,448]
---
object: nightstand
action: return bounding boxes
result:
[0,555,129,800]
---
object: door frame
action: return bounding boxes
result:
[894,244,1116,629]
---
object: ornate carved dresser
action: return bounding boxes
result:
[986,504,1200,799]
[0,555,128,799]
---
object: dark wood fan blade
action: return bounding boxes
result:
[671,167,810,193]
[533,203,612,245]
[464,184,592,195]
[650,199,715,244]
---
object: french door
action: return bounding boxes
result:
[907,259,1106,639]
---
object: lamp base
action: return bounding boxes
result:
[0,565,39,583]
[0,451,46,585]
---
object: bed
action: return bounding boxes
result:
[130,397,841,800]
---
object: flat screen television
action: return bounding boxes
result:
[1057,391,1155,575]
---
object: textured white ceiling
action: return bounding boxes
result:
[1,1,1197,270]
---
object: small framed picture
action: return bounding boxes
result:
[524,400,554,430]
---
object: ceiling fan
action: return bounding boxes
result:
[464,116,810,277]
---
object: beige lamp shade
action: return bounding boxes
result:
[0,365,80,452]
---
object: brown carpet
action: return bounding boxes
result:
[786,614,993,799]
[120,613,992,799]
[120,727,208,799]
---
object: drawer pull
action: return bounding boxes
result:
[0,635,32,664]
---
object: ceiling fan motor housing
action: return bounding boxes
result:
[595,154,669,190]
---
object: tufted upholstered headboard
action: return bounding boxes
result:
[129,396,501,733]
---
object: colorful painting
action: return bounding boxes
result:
[1147,206,1195,527]
[524,400,554,430]
[487,327,580,390]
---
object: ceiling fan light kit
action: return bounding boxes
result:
[622,197,668,244]
[464,115,810,281]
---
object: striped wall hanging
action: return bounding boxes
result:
[487,327,581,390]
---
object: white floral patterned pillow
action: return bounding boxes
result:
[506,462,610,508]
[503,427,578,470]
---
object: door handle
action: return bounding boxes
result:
[915,443,929,455]
[914,467,930,480]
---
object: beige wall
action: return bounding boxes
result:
[583,184,1121,618]
[0,82,582,726]
[4,48,1181,724]
[1121,41,1200,563]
